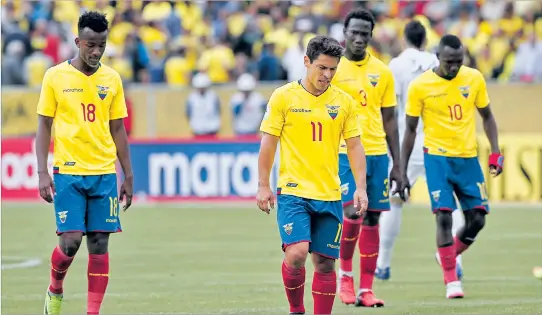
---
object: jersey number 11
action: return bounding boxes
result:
[311,121,323,141]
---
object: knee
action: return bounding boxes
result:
[284,242,309,269]
[343,205,361,221]
[435,210,453,230]
[86,233,110,255]
[470,210,486,231]
[59,232,83,257]
[312,254,335,274]
[363,211,380,226]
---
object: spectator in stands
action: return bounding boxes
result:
[164,42,191,86]
[230,73,267,135]
[282,35,307,82]
[257,42,282,81]
[511,33,542,82]
[197,36,236,84]
[23,40,53,88]
[2,40,26,85]
[186,73,221,137]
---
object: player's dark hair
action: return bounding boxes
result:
[306,35,343,62]
[78,11,108,34]
[404,20,426,49]
[439,34,462,50]
[344,8,375,31]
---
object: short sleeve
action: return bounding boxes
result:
[259,89,286,137]
[36,70,57,117]
[405,82,423,117]
[110,75,128,120]
[475,72,490,109]
[342,98,362,140]
[381,68,397,108]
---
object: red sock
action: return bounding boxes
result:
[438,245,458,284]
[87,253,110,315]
[281,261,305,314]
[340,217,362,273]
[358,225,379,290]
[454,236,470,255]
[49,246,74,294]
[312,271,336,315]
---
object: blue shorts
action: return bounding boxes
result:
[339,153,390,211]
[53,173,122,235]
[424,153,489,213]
[276,194,343,259]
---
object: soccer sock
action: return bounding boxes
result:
[312,271,336,315]
[454,236,470,255]
[437,245,458,284]
[339,217,362,275]
[87,253,110,315]
[281,261,306,314]
[377,204,402,269]
[358,224,379,291]
[49,246,75,295]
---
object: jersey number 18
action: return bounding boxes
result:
[81,103,96,122]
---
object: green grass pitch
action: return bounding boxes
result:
[2,202,541,314]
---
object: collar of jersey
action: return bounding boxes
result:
[67,59,102,77]
[346,52,371,67]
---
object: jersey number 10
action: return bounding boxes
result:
[448,104,463,121]
[81,103,96,122]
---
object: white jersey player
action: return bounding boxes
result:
[375,20,465,281]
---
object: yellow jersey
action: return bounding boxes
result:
[260,81,361,201]
[37,61,128,175]
[406,66,490,158]
[332,54,397,155]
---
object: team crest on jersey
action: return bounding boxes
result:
[97,85,109,100]
[58,211,68,223]
[326,105,340,120]
[283,223,293,235]
[341,183,349,195]
[368,74,380,87]
[459,86,470,99]
[431,190,441,202]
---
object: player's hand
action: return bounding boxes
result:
[256,186,275,214]
[489,153,504,177]
[38,171,55,203]
[353,189,368,216]
[389,165,405,200]
[119,175,133,211]
[399,174,412,202]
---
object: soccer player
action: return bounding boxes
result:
[375,20,465,281]
[332,8,402,307]
[36,12,134,315]
[401,34,503,298]
[257,35,369,315]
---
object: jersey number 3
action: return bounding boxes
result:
[81,103,96,122]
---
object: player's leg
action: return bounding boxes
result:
[356,154,388,307]
[425,154,464,298]
[46,174,87,315]
[337,153,361,304]
[452,157,489,258]
[85,174,122,315]
[376,162,424,280]
[276,194,312,315]
[308,200,343,315]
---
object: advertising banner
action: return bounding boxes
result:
[2,134,540,204]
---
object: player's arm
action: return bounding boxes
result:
[257,90,285,213]
[381,69,400,167]
[344,99,368,213]
[110,77,134,209]
[36,70,56,203]
[475,74,503,176]
[401,83,423,193]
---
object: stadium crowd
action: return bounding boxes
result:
[2,0,542,88]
